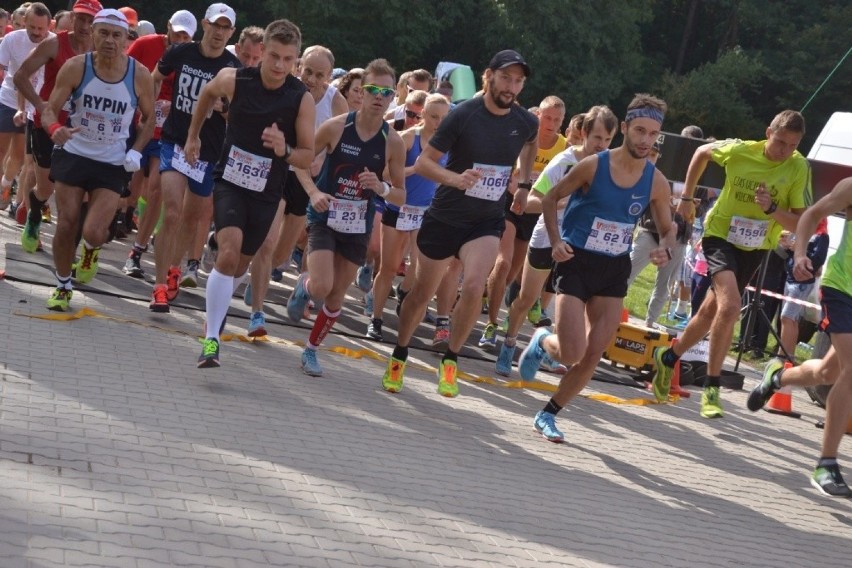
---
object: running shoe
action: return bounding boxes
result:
[363,290,373,317]
[748,358,783,411]
[287,272,310,322]
[533,410,564,443]
[478,322,498,351]
[540,353,568,374]
[166,266,181,301]
[301,348,323,377]
[528,298,542,325]
[700,386,724,419]
[811,464,852,497]
[15,203,26,225]
[243,281,252,306]
[46,287,72,312]
[366,318,383,341]
[200,232,218,273]
[481,296,489,314]
[247,311,267,338]
[395,285,407,315]
[123,249,144,278]
[496,342,516,377]
[518,327,551,381]
[382,356,406,393]
[8,201,18,218]
[355,263,373,293]
[432,324,450,351]
[181,259,199,288]
[0,184,10,210]
[504,280,520,308]
[75,245,100,284]
[197,338,220,368]
[437,358,459,397]
[21,215,41,253]
[536,311,553,328]
[499,316,509,333]
[650,347,674,403]
[271,267,284,282]
[149,284,170,313]
[41,204,51,224]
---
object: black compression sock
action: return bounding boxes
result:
[543,399,563,416]
[392,345,408,361]
[703,375,720,388]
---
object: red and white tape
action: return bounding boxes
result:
[745,286,821,310]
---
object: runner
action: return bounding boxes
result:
[366,92,449,341]
[495,105,617,377]
[379,49,538,397]
[747,177,852,497]
[15,0,101,252]
[650,110,810,417]
[0,2,52,210]
[516,94,674,442]
[285,57,406,377]
[41,8,154,311]
[480,95,565,351]
[186,18,315,367]
[122,9,196,278]
[148,3,240,312]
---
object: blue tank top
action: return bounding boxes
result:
[308,111,388,234]
[386,130,446,211]
[560,150,655,257]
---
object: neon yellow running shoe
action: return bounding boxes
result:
[700,386,724,419]
[437,358,459,397]
[528,298,542,325]
[75,244,100,284]
[382,356,406,393]
[46,287,73,311]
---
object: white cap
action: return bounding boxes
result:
[204,3,236,27]
[137,20,155,36]
[169,10,197,37]
[93,8,129,30]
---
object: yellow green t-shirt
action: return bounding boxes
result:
[822,218,852,297]
[704,139,811,250]
[531,133,567,181]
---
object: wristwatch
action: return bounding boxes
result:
[763,201,778,215]
[282,143,292,160]
[518,182,532,190]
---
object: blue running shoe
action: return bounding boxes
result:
[356,264,373,293]
[301,347,323,377]
[290,247,304,273]
[364,290,374,317]
[478,322,498,351]
[534,410,564,443]
[247,311,267,337]
[518,328,551,381]
[496,342,515,377]
[540,353,568,374]
[287,272,310,322]
[243,282,252,306]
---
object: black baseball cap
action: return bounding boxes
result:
[488,50,531,77]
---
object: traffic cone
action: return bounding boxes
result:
[621,308,629,323]
[765,361,801,419]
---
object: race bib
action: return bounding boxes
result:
[728,216,768,248]
[222,145,272,192]
[78,112,124,144]
[395,204,427,231]
[327,199,367,234]
[154,100,169,128]
[466,163,511,201]
[172,145,208,183]
[584,217,634,256]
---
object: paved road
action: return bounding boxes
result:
[1,211,850,567]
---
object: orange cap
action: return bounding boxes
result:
[118,7,138,26]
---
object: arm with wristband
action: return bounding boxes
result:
[42,55,85,145]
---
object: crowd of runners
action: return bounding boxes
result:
[0,2,850,499]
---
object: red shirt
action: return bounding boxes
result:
[127,34,174,139]
[35,31,77,128]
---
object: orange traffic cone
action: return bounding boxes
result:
[765,361,801,419]
[621,308,629,323]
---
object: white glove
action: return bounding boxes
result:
[124,149,142,172]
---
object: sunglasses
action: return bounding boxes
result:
[405,109,422,120]
[362,84,395,98]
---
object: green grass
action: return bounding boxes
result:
[624,263,817,364]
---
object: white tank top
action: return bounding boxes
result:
[315,84,337,128]
[63,53,137,166]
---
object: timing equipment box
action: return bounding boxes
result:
[603,323,673,372]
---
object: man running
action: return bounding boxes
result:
[747,177,852,497]
[517,94,675,442]
[149,3,240,312]
[285,58,406,377]
[380,49,539,397]
[41,8,154,310]
[186,18,315,367]
[15,0,101,253]
[650,110,810,418]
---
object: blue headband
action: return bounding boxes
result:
[625,106,665,124]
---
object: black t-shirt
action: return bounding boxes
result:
[214,66,307,202]
[157,42,240,161]
[427,97,538,227]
